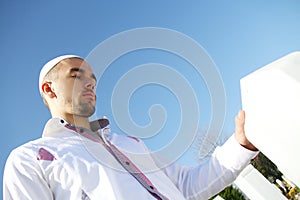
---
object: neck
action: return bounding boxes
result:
[71,115,91,130]
[53,112,91,130]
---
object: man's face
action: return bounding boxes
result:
[53,58,97,117]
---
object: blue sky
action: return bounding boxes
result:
[1,0,300,195]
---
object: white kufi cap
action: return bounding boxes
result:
[39,55,81,94]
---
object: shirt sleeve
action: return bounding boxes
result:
[161,135,259,200]
[3,145,53,200]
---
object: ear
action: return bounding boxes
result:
[41,82,56,98]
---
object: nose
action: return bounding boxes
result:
[84,77,96,91]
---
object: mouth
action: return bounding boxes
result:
[82,91,96,100]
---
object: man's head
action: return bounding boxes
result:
[39,55,97,119]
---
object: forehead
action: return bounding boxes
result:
[58,58,93,72]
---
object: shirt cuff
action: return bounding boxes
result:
[214,135,259,171]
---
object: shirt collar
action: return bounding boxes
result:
[42,117,110,138]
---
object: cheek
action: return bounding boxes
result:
[73,79,83,88]
[55,80,83,102]
[56,87,73,102]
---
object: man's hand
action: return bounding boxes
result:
[234,110,259,151]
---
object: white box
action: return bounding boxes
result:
[240,52,300,187]
[234,165,287,200]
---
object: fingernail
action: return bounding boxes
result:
[238,110,243,118]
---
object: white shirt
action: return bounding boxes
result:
[3,118,258,200]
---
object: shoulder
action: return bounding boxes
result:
[4,139,44,174]
[6,136,65,163]
[109,133,141,143]
[108,133,148,151]
[6,138,46,162]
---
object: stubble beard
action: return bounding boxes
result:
[72,101,95,117]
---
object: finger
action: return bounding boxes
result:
[235,110,245,133]
[237,110,245,121]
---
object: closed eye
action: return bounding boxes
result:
[71,74,81,79]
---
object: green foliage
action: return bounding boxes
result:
[210,185,245,200]
[210,152,285,199]
[251,152,283,182]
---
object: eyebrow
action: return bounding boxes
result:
[70,67,97,82]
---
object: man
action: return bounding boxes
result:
[3,55,258,200]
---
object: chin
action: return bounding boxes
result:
[73,104,95,117]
